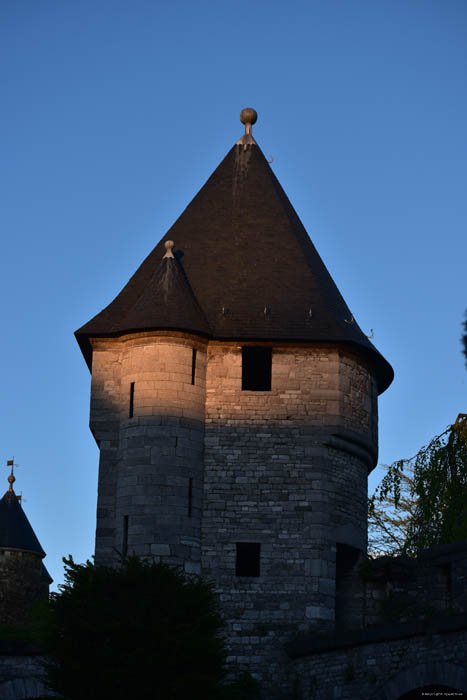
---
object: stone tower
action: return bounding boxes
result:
[0,464,52,626]
[75,109,393,691]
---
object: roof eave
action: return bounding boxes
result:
[76,328,393,393]
[75,326,214,373]
[0,544,45,558]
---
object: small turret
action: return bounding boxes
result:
[0,461,52,626]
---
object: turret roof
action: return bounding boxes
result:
[0,488,45,556]
[76,112,393,393]
[41,562,53,584]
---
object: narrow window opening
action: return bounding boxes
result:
[188,478,193,517]
[241,347,272,391]
[191,348,197,385]
[236,542,261,577]
[129,382,135,418]
[122,515,129,559]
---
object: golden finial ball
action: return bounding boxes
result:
[240,108,257,125]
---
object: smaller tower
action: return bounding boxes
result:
[0,461,52,626]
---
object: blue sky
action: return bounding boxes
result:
[1,0,466,589]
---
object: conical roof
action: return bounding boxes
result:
[76,113,393,393]
[0,488,45,556]
[117,252,210,336]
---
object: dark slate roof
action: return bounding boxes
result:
[41,561,53,584]
[0,489,45,556]
[116,255,210,336]
[76,140,393,393]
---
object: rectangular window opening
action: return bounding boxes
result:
[236,542,261,577]
[188,478,193,518]
[129,382,135,418]
[122,515,129,559]
[191,348,197,385]
[241,347,272,391]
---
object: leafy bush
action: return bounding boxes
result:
[39,556,258,700]
[369,415,467,556]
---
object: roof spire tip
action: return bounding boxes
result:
[237,107,257,145]
[163,240,175,259]
[6,459,17,492]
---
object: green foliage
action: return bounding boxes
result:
[368,461,416,556]
[0,624,33,641]
[369,416,467,556]
[407,419,467,551]
[343,664,355,682]
[40,555,242,700]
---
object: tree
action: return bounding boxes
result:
[368,461,416,556]
[369,414,467,556]
[38,556,259,700]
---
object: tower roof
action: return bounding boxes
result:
[0,488,45,557]
[76,110,393,393]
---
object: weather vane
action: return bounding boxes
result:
[6,458,21,502]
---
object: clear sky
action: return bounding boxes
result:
[1,0,466,590]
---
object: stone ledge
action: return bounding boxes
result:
[286,612,467,658]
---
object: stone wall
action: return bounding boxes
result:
[89,339,121,566]
[83,331,467,699]
[201,342,377,692]
[90,332,207,573]
[287,543,467,699]
[291,619,467,699]
[0,642,57,699]
[356,542,467,628]
[204,343,374,432]
[0,551,47,627]
[89,336,383,695]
